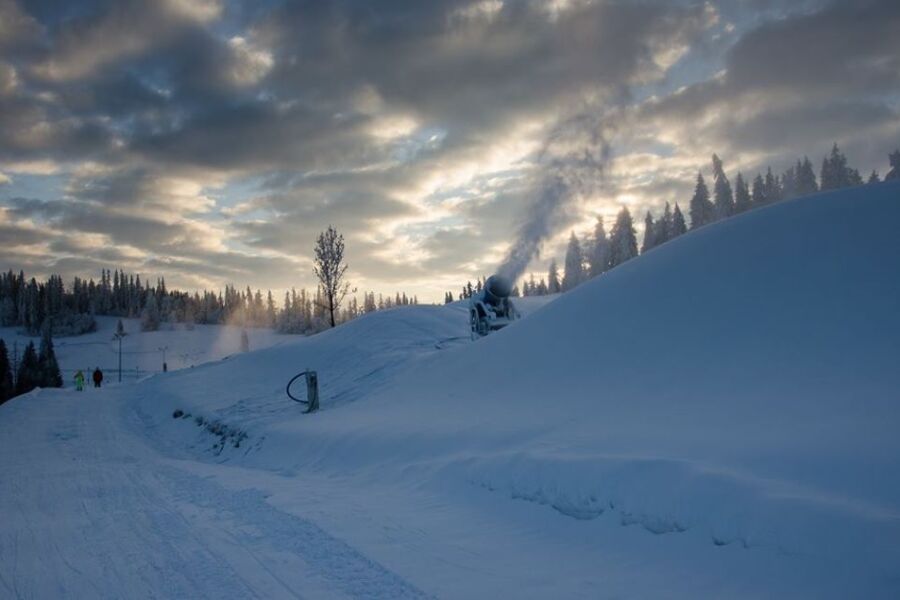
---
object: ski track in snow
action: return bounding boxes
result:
[0,391,427,600]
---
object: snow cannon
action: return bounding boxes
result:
[470,275,520,338]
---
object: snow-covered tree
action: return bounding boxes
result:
[689,172,714,229]
[656,202,673,246]
[711,154,734,220]
[140,292,160,331]
[547,260,561,294]
[820,143,859,191]
[240,330,250,353]
[672,203,687,238]
[641,211,656,254]
[588,216,610,278]
[781,164,797,200]
[734,172,752,213]
[751,173,766,206]
[608,207,638,269]
[796,157,818,196]
[562,232,585,292]
[764,168,781,203]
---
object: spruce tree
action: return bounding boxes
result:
[141,293,161,331]
[38,327,63,388]
[0,339,13,404]
[689,172,713,229]
[734,172,752,213]
[751,173,767,206]
[764,168,781,203]
[641,211,656,254]
[588,216,610,278]
[547,260,561,294]
[711,154,734,220]
[796,157,818,195]
[671,204,687,238]
[867,170,880,184]
[562,232,585,292]
[781,164,798,200]
[15,341,39,396]
[654,202,673,247]
[608,207,638,269]
[820,143,853,190]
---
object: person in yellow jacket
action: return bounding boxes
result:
[74,370,85,392]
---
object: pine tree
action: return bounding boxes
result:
[689,172,713,229]
[711,154,734,220]
[37,326,63,388]
[781,164,798,200]
[657,202,673,246]
[588,216,611,278]
[764,168,781,203]
[751,173,766,206]
[0,339,13,404]
[734,172,752,213]
[141,293,160,331]
[15,341,39,396]
[562,232,585,291]
[820,143,855,191]
[547,260,561,294]
[608,207,638,269]
[671,203,687,238]
[641,211,656,254]
[867,170,881,184]
[796,157,818,196]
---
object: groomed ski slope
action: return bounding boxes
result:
[2,182,900,598]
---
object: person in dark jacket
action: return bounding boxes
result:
[92,367,103,388]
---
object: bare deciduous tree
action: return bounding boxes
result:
[313,225,350,328]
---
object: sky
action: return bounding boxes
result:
[1,0,898,303]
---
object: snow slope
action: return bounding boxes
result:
[2,181,899,598]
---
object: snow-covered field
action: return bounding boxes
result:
[2,182,899,598]
[0,317,294,384]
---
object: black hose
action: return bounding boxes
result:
[286,371,311,404]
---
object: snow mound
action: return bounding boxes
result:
[131,181,900,596]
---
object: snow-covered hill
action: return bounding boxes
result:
[2,182,899,598]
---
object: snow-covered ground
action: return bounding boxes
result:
[0,317,294,384]
[2,182,899,598]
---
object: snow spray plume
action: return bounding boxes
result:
[496,113,612,283]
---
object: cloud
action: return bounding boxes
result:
[1,0,898,300]
[30,0,223,82]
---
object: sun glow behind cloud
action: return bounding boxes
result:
[1,0,898,302]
